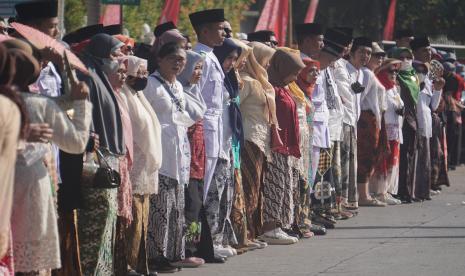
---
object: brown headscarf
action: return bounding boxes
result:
[267,48,305,87]
[9,49,40,91]
[148,29,186,73]
[0,44,29,138]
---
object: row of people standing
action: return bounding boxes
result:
[0,2,455,276]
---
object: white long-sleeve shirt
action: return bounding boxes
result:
[193,43,225,159]
[416,77,442,138]
[332,59,363,127]
[360,68,385,129]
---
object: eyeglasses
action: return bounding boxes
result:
[388,69,399,74]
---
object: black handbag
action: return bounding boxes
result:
[92,150,121,189]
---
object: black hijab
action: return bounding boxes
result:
[79,33,125,155]
[213,38,244,147]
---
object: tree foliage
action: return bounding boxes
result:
[122,0,255,42]
[64,0,87,33]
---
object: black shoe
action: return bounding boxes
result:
[312,214,336,229]
[150,256,178,273]
[205,256,226,263]
[147,272,158,276]
[127,269,144,276]
[412,198,423,202]
[309,224,327,235]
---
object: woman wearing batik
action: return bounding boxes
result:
[281,48,313,239]
[239,41,276,247]
[370,59,403,205]
[177,50,210,266]
[103,56,135,276]
[206,38,241,256]
[122,56,163,274]
[389,48,419,203]
[7,44,92,275]
[77,33,126,276]
[260,48,305,244]
[228,38,252,251]
[295,58,320,237]
[145,42,195,272]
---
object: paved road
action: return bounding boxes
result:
[178,167,465,276]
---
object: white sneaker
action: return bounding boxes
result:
[430,189,441,196]
[382,194,402,205]
[259,228,297,245]
[252,239,268,249]
[223,245,237,256]
[277,228,299,243]
[213,245,235,257]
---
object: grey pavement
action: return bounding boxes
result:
[178,167,465,276]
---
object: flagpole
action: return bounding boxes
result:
[288,0,293,47]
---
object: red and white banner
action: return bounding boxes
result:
[158,0,181,25]
[383,0,397,40]
[304,0,319,23]
[255,0,289,46]
[100,4,121,25]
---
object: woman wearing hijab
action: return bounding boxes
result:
[0,43,28,275]
[228,38,252,251]
[6,46,92,275]
[177,50,210,265]
[76,33,126,275]
[260,48,305,244]
[122,56,162,275]
[239,41,276,247]
[103,57,135,275]
[280,49,316,238]
[148,29,187,74]
[206,38,240,258]
[390,47,419,203]
[369,59,403,205]
[144,42,195,272]
[295,58,320,237]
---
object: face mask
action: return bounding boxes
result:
[400,60,413,71]
[417,73,426,84]
[101,58,119,74]
[129,77,148,91]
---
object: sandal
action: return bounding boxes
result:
[358,198,387,207]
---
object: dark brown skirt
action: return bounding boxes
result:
[357,111,380,183]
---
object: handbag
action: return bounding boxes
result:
[82,150,121,189]
[263,90,284,151]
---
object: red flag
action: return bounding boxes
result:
[158,0,181,25]
[383,0,397,40]
[304,0,319,23]
[100,5,121,26]
[255,0,289,46]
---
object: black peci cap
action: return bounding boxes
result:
[410,36,430,51]
[247,30,275,42]
[154,21,177,38]
[295,23,323,38]
[394,28,414,39]
[189,9,225,27]
[63,24,104,44]
[103,24,122,36]
[15,0,58,21]
[352,36,373,49]
[325,28,352,47]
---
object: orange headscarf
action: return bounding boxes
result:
[296,58,320,98]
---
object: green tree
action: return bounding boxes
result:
[64,0,87,33]
[122,0,255,42]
